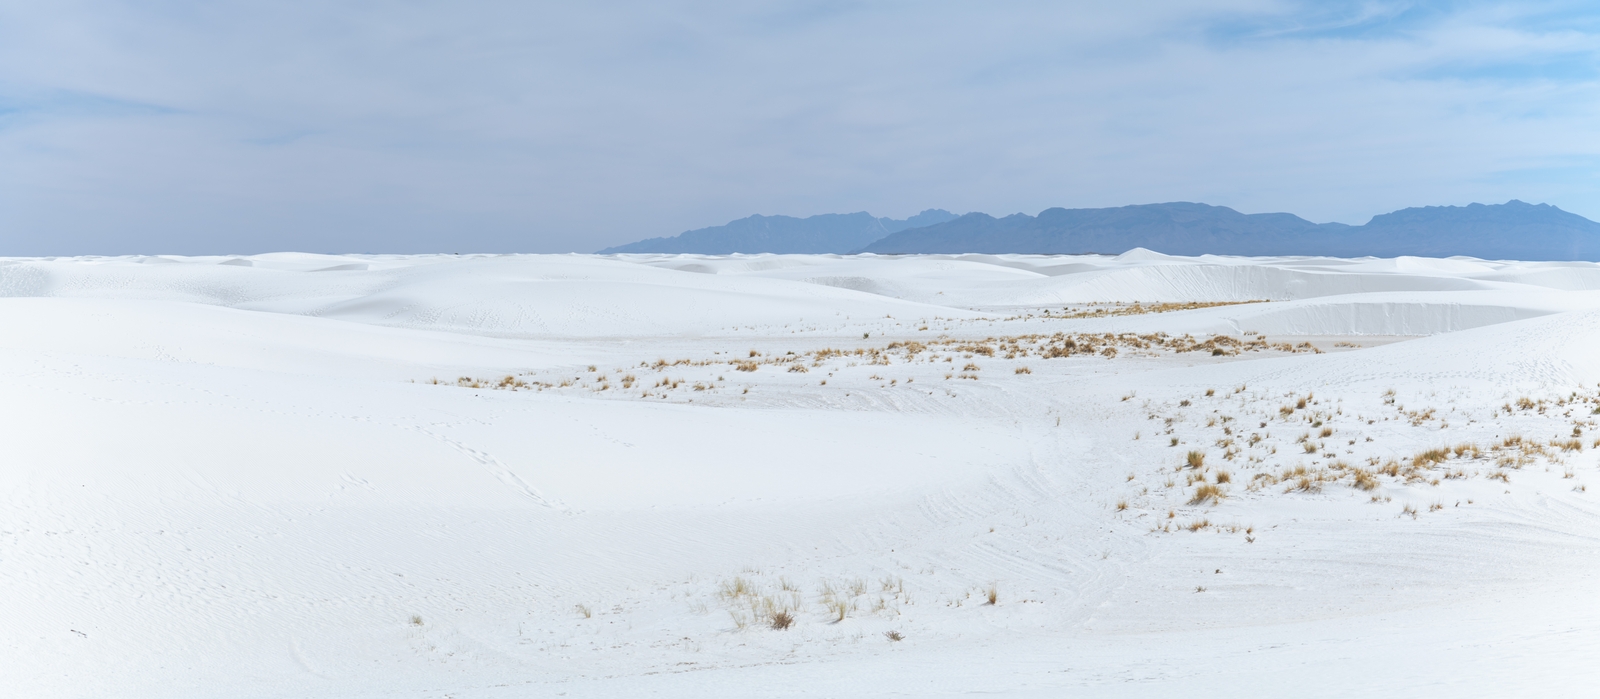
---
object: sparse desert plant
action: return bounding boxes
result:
[409,614,424,626]
[719,577,755,600]
[1190,483,1226,505]
[825,598,850,622]
[984,584,999,605]
[1352,469,1379,490]
[1115,499,1129,511]
[1319,426,1333,438]
[1170,437,1179,447]
[575,604,592,619]
[1186,450,1205,468]
[1215,470,1232,484]
[1555,438,1583,452]
[770,610,795,630]
[1179,399,1192,407]
[1412,448,1449,468]
[1205,388,1215,396]
[885,630,905,642]
[1015,366,1032,374]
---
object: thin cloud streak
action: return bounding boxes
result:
[0,1,1597,254]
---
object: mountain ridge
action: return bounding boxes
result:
[600,201,1600,261]
[598,209,957,254]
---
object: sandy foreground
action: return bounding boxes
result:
[4,250,1600,697]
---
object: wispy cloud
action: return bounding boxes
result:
[1,1,1597,254]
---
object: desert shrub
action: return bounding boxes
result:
[770,610,794,630]
[1189,483,1225,505]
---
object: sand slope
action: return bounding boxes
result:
[4,252,1600,697]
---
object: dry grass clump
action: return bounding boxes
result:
[719,577,755,599]
[984,584,999,605]
[884,630,905,642]
[1351,469,1380,490]
[1412,448,1450,468]
[1014,366,1032,374]
[1185,450,1206,469]
[1189,483,1226,505]
[718,576,807,630]
[824,597,851,622]
[1049,300,1265,319]
[769,610,795,630]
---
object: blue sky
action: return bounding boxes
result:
[2,0,1598,254]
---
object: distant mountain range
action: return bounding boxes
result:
[600,201,1600,260]
[598,209,958,254]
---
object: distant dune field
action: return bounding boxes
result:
[4,251,1600,697]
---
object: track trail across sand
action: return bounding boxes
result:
[4,252,1600,697]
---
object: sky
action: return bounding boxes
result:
[1,0,1598,255]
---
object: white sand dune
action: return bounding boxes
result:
[4,252,1600,697]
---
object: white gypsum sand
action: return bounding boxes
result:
[4,250,1600,697]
